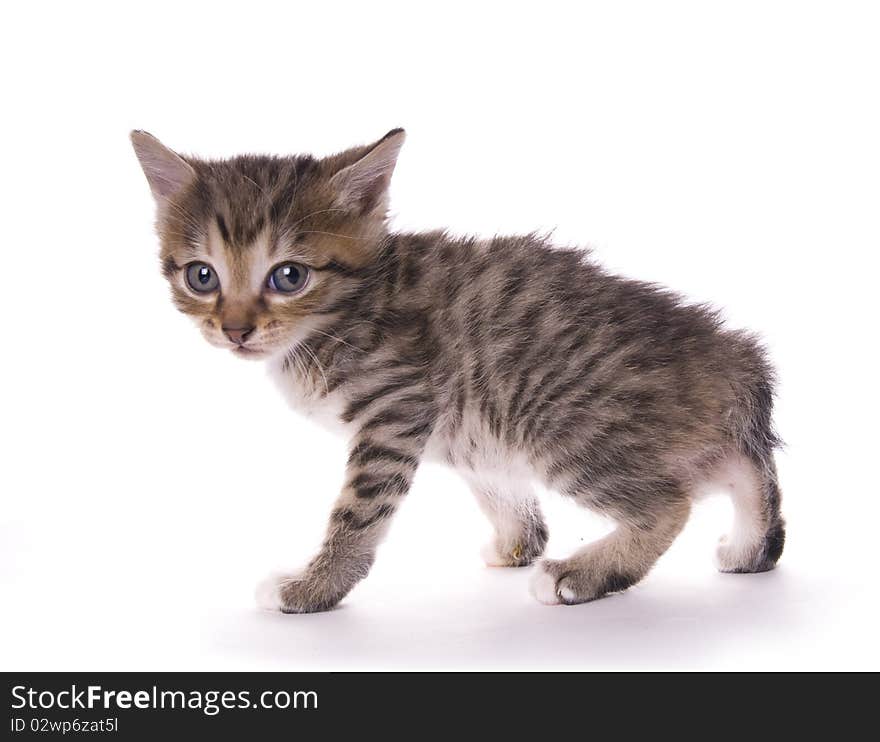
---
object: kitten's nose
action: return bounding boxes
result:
[222,325,255,345]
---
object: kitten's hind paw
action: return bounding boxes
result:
[481,539,540,568]
[528,558,637,606]
[481,541,514,567]
[715,534,779,574]
[482,518,548,568]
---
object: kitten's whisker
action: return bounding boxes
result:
[288,207,347,230]
[282,162,301,230]
[298,343,330,396]
[288,349,316,395]
[159,230,203,250]
[292,230,371,241]
[241,173,268,200]
[285,347,308,385]
[163,200,206,237]
[308,327,364,352]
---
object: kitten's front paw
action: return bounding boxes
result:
[255,569,339,614]
[255,570,303,612]
[528,560,564,604]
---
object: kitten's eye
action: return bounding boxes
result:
[268,263,309,293]
[185,262,220,293]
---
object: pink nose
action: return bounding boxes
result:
[222,325,255,345]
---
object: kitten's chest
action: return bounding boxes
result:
[267,356,355,438]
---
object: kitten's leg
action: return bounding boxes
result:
[465,475,548,567]
[714,454,785,573]
[529,495,690,605]
[256,425,430,613]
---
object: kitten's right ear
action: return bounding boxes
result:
[130,130,196,202]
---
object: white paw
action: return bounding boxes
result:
[715,541,738,573]
[528,562,561,605]
[254,569,304,612]
[715,533,761,573]
[481,541,508,567]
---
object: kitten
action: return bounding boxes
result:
[132,129,785,612]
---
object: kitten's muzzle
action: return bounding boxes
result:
[222,325,256,345]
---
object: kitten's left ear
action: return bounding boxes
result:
[130,130,196,202]
[329,128,406,213]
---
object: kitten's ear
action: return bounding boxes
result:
[329,128,405,213]
[130,130,196,202]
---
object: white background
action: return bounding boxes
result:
[1,1,878,670]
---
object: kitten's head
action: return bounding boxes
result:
[131,129,405,359]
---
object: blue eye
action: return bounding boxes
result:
[185,262,219,293]
[268,263,309,293]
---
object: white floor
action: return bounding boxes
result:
[2,460,874,671]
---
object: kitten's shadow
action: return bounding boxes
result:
[216,566,815,669]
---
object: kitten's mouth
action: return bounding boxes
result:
[231,345,267,359]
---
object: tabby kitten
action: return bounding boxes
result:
[132,129,785,612]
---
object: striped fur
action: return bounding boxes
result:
[133,129,785,612]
